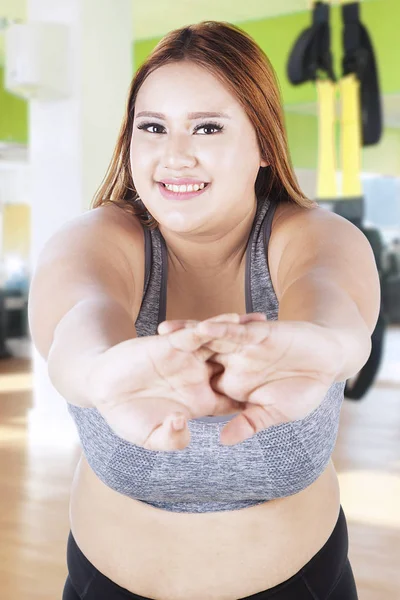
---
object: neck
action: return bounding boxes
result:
[159,202,257,281]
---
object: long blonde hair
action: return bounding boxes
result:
[91,21,317,230]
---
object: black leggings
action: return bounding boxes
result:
[63,505,358,599]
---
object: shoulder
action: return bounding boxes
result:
[268,201,314,297]
[270,200,367,250]
[51,202,144,241]
[270,199,318,231]
[86,202,144,237]
[79,203,145,261]
[61,203,146,315]
[269,201,377,301]
[91,202,146,302]
[268,201,361,299]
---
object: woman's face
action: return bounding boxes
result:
[130,61,268,233]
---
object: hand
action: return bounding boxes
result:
[159,316,345,446]
[88,322,244,452]
[158,313,268,381]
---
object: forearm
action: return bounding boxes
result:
[278,272,372,381]
[47,295,137,407]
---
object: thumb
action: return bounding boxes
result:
[145,412,191,451]
[158,320,199,335]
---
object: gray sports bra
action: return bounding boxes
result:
[67,194,345,513]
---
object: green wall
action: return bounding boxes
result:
[1,0,399,174]
[284,113,320,169]
[0,67,28,143]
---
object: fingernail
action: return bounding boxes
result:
[172,416,186,430]
[185,320,200,328]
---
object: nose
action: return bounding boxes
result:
[162,133,196,169]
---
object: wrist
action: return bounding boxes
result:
[323,323,372,382]
[47,342,108,408]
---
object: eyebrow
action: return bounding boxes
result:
[135,111,231,120]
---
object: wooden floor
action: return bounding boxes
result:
[0,331,399,600]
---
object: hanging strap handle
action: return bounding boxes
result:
[341,1,383,146]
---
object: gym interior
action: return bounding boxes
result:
[0,1,399,599]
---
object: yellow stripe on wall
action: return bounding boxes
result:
[2,204,31,261]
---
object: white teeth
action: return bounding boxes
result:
[163,182,206,193]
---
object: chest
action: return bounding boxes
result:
[163,203,288,323]
[165,261,248,322]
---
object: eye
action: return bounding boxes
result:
[136,121,224,135]
[136,122,164,134]
[193,122,224,135]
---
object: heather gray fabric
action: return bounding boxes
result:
[67,194,345,513]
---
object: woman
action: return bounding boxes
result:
[28,20,380,600]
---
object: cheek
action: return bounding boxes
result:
[216,143,245,169]
[130,146,152,184]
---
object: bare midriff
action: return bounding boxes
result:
[70,455,340,600]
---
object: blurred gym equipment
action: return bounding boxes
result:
[287,0,386,399]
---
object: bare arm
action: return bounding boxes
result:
[47,295,137,407]
[28,206,140,407]
[274,207,380,381]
